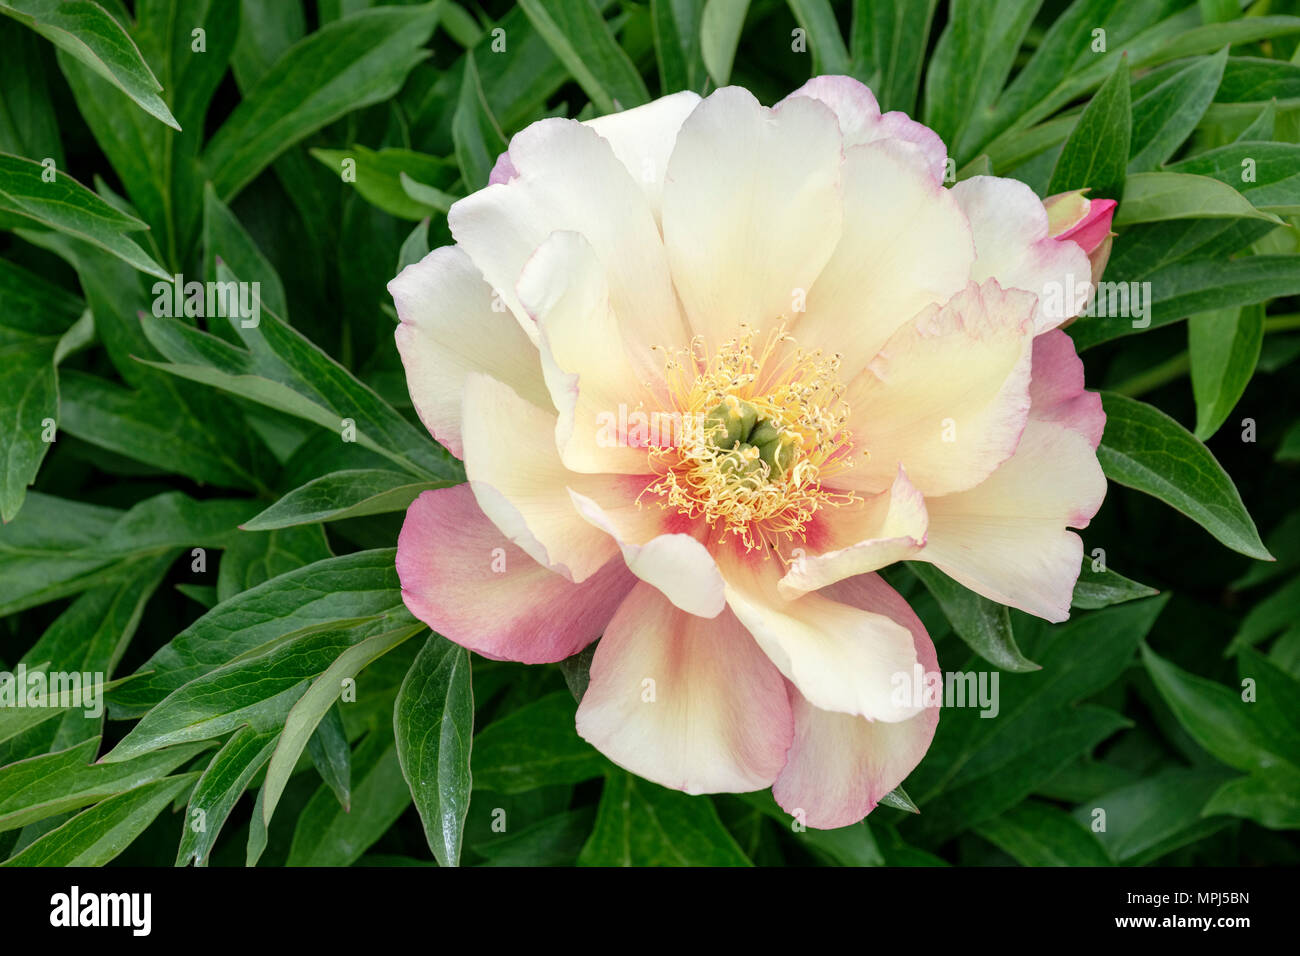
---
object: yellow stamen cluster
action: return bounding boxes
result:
[644,323,857,552]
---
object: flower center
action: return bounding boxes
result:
[644,324,857,552]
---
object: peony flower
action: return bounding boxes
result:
[390,76,1108,829]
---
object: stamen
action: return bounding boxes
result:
[644,323,858,552]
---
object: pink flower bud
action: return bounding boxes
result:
[1044,189,1117,285]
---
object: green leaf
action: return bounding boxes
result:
[1071,558,1159,609]
[1188,303,1264,440]
[1204,766,1300,829]
[1142,643,1296,775]
[579,771,751,866]
[472,692,609,794]
[1230,574,1300,653]
[260,622,420,833]
[202,183,288,319]
[58,371,274,493]
[923,0,1041,157]
[1048,53,1130,199]
[1167,141,1300,215]
[1072,767,1235,864]
[176,726,278,866]
[471,806,595,866]
[306,704,351,810]
[1115,171,1283,226]
[203,4,439,201]
[975,799,1112,866]
[1096,392,1271,560]
[905,596,1167,844]
[1128,47,1227,172]
[0,0,179,129]
[651,0,706,93]
[310,145,459,220]
[111,549,408,715]
[2,773,198,866]
[0,492,253,618]
[451,51,507,192]
[786,0,850,76]
[105,619,408,762]
[699,0,750,87]
[849,0,939,114]
[137,270,461,482]
[286,728,411,866]
[216,525,332,603]
[0,152,168,278]
[1070,255,1300,348]
[244,470,435,531]
[0,258,84,522]
[0,736,210,832]
[908,563,1039,672]
[394,633,474,867]
[516,0,649,116]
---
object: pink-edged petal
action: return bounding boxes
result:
[772,573,940,829]
[717,543,921,722]
[397,485,636,664]
[462,371,654,583]
[951,175,1093,333]
[389,246,550,458]
[448,117,686,357]
[781,75,948,184]
[778,466,928,599]
[795,139,973,380]
[569,489,725,618]
[837,279,1037,497]
[576,582,793,794]
[583,91,702,226]
[661,86,843,351]
[916,419,1107,623]
[1028,329,1105,449]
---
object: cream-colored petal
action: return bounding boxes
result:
[461,371,654,583]
[836,280,1037,497]
[778,466,928,599]
[390,246,550,458]
[576,582,793,794]
[915,418,1107,622]
[661,86,843,351]
[717,544,920,722]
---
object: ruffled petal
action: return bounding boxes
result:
[837,279,1037,497]
[448,117,686,358]
[794,139,973,383]
[951,175,1093,333]
[771,573,940,829]
[778,466,928,599]
[576,582,793,794]
[397,485,636,663]
[390,246,550,458]
[780,75,948,184]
